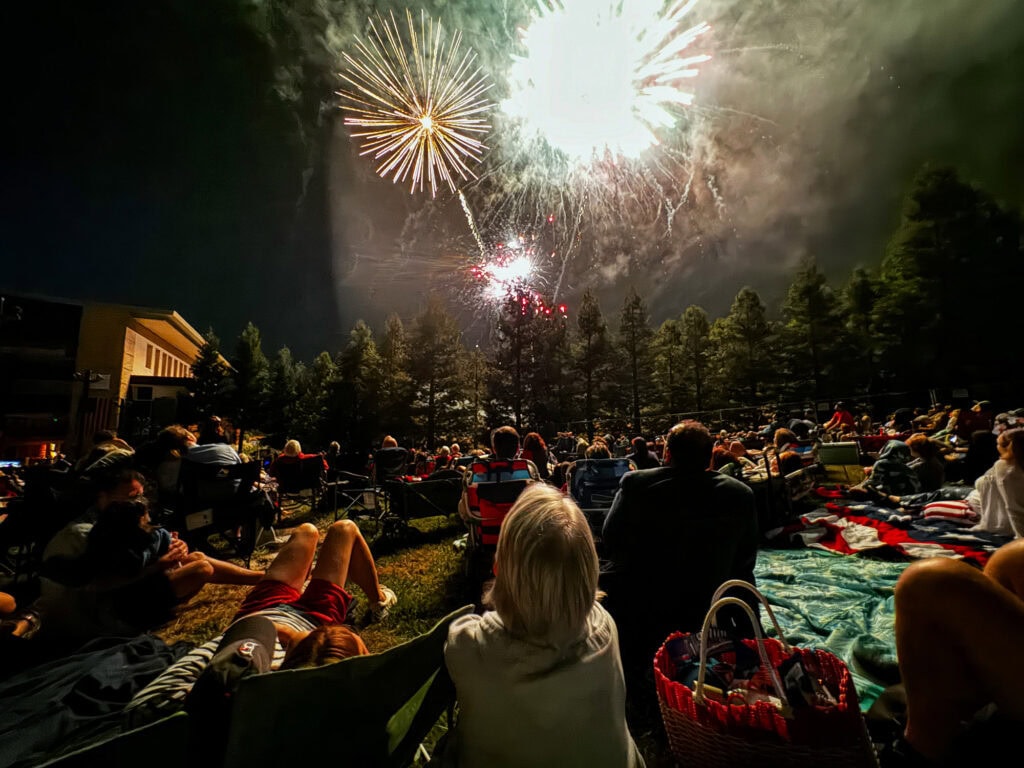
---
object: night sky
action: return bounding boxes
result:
[3,0,1023,360]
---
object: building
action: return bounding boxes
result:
[0,293,215,462]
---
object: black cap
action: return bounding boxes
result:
[185,615,276,719]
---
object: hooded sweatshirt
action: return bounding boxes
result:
[444,603,643,768]
[868,440,922,496]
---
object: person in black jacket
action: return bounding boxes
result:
[601,421,760,706]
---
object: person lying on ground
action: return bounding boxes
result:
[125,519,397,726]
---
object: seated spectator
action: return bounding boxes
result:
[135,424,194,502]
[776,450,804,476]
[458,427,539,527]
[444,484,643,767]
[269,440,328,479]
[626,436,660,470]
[37,483,264,649]
[823,401,856,436]
[551,461,573,492]
[906,432,946,492]
[520,432,552,482]
[773,427,799,455]
[865,440,922,496]
[711,446,745,480]
[601,421,759,700]
[565,441,615,495]
[125,520,396,727]
[434,445,452,470]
[73,430,134,474]
[968,427,1024,537]
[197,415,230,445]
[893,538,1024,762]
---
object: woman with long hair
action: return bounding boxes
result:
[444,484,642,767]
[520,432,552,481]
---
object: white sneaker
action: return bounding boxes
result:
[370,585,398,622]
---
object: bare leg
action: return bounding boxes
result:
[310,519,386,604]
[200,554,264,585]
[983,538,1024,597]
[166,557,216,601]
[895,550,1024,760]
[263,523,319,591]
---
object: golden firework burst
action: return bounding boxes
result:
[337,9,494,196]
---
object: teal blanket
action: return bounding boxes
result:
[754,547,908,710]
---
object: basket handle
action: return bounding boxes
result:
[695,597,788,707]
[710,579,791,653]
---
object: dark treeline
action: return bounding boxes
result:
[190,166,1024,453]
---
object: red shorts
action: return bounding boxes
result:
[234,578,353,625]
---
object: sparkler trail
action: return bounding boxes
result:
[459,189,486,259]
[337,9,495,196]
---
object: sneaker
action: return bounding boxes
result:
[370,585,398,622]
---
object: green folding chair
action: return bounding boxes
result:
[222,604,475,768]
[35,711,190,768]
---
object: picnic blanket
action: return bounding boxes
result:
[754,547,903,711]
[766,498,1010,568]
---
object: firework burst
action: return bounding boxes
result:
[502,0,711,160]
[338,9,494,196]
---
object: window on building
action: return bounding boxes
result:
[135,386,153,401]
[145,344,153,369]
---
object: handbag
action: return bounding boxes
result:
[654,579,878,768]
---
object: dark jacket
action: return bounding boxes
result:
[601,466,759,668]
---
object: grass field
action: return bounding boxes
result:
[154,499,676,766]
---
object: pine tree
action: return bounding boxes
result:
[617,288,655,433]
[679,306,712,412]
[265,346,301,447]
[711,288,776,405]
[228,322,270,450]
[653,319,684,417]
[337,320,382,451]
[189,328,230,419]
[378,313,414,439]
[408,297,465,447]
[573,288,611,439]
[780,256,844,401]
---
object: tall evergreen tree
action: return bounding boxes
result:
[408,297,464,447]
[617,288,655,433]
[377,313,414,440]
[189,327,230,420]
[293,350,336,447]
[265,346,301,447]
[653,319,684,418]
[337,320,382,451]
[840,266,880,394]
[228,322,270,449]
[710,288,776,405]
[780,256,844,401]
[873,165,1023,390]
[572,289,611,439]
[679,306,712,412]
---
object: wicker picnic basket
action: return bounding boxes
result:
[653,580,878,768]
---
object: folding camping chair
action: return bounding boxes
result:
[174,460,265,567]
[222,604,474,768]
[273,455,327,517]
[817,441,864,484]
[568,458,635,544]
[463,458,535,580]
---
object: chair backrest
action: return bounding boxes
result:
[465,459,534,547]
[274,456,325,495]
[222,604,475,768]
[570,458,634,509]
[817,441,860,466]
[179,461,258,509]
[373,447,410,484]
[36,711,190,768]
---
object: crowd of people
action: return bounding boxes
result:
[2,397,1024,766]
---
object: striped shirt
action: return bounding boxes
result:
[123,604,316,728]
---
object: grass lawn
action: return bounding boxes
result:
[154,499,676,766]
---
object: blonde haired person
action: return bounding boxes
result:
[443,484,643,767]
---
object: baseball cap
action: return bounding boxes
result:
[185,615,277,720]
